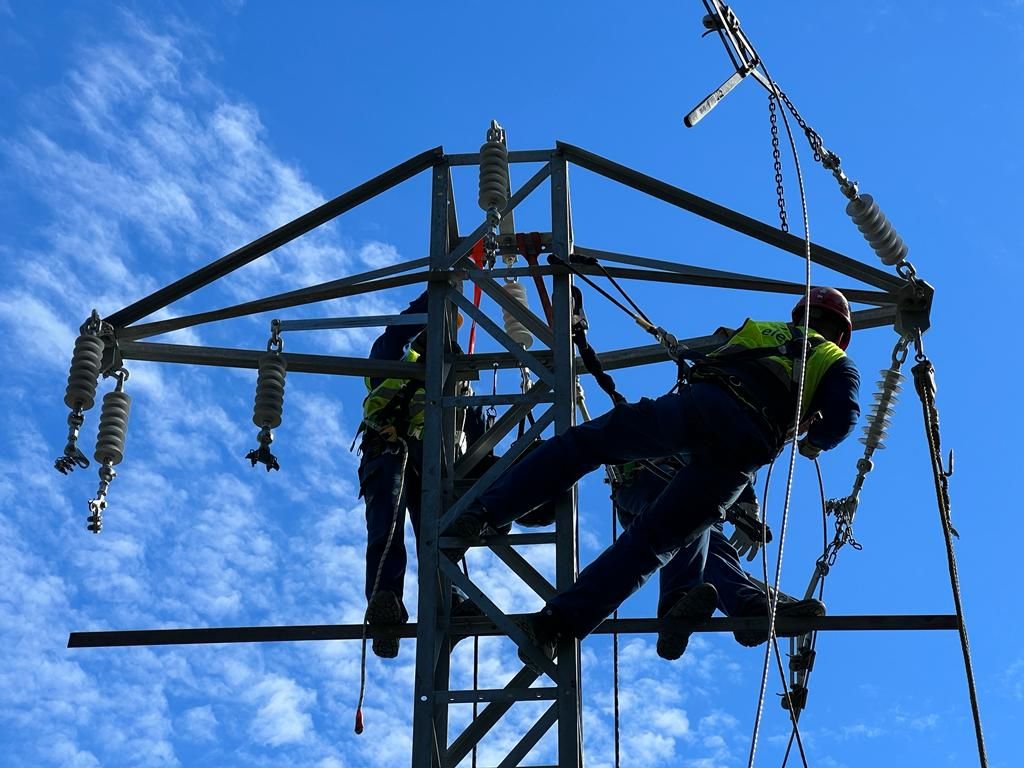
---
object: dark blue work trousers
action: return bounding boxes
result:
[359,438,424,621]
[613,468,765,619]
[478,382,776,638]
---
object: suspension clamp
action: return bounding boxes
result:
[246,428,280,472]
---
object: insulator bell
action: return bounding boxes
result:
[253,353,287,429]
[846,194,908,266]
[88,373,131,533]
[94,390,131,465]
[478,120,509,213]
[64,332,104,410]
[501,281,534,349]
[859,367,903,451]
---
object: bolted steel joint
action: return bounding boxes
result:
[894,277,934,336]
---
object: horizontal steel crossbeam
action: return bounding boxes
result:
[67,614,959,648]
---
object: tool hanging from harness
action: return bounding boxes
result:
[571,285,625,406]
[353,373,423,454]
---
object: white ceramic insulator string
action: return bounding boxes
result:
[501,281,533,349]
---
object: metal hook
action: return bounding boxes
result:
[267,319,284,353]
[113,367,130,392]
[942,449,954,478]
[892,334,911,367]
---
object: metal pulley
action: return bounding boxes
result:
[246,321,287,471]
[500,281,534,349]
[56,311,106,474]
[87,368,131,533]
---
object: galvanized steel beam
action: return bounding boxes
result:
[108,147,443,328]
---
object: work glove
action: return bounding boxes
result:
[797,437,822,460]
[727,499,773,562]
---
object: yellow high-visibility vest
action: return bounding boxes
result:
[362,350,426,439]
[705,319,846,421]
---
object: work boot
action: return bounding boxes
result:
[365,590,405,659]
[442,508,487,561]
[443,507,511,561]
[449,596,486,653]
[733,598,826,648]
[657,583,718,661]
[517,609,561,674]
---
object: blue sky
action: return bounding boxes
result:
[2,2,1022,766]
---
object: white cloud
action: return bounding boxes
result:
[1009,658,1024,699]
[0,292,78,371]
[358,241,400,268]
[248,674,316,746]
[180,705,218,741]
[0,9,416,767]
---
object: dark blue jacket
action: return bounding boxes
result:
[803,356,860,451]
[368,291,486,445]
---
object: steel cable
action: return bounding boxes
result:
[757,463,809,768]
[746,60,814,768]
[780,458,829,768]
[612,500,622,768]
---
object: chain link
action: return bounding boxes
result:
[768,95,789,234]
[774,86,823,162]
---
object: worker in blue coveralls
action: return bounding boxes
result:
[446,287,860,667]
[359,290,486,658]
[612,458,824,661]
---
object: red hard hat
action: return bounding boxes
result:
[792,287,853,350]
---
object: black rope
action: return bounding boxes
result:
[576,253,654,326]
[911,348,988,767]
[550,254,653,332]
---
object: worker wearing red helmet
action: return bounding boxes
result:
[447,287,860,667]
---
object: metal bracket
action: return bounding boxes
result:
[780,684,808,714]
[894,277,934,336]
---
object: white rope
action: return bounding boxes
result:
[746,73,814,768]
[355,438,408,733]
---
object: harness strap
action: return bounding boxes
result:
[682,333,825,367]
[361,377,421,443]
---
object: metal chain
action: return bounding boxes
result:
[768,95,790,234]
[774,87,823,162]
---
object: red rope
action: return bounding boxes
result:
[467,240,485,354]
